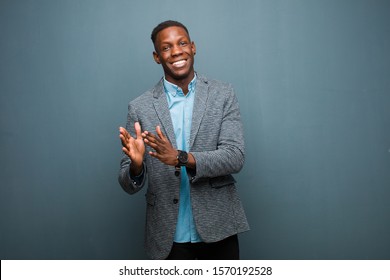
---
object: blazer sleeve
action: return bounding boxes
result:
[190,84,245,182]
[118,102,147,195]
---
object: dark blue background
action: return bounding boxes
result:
[1,0,389,259]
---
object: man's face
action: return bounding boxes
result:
[153,26,196,84]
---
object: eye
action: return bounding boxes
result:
[162,45,171,51]
[179,41,188,46]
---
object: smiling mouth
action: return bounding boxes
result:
[172,60,187,68]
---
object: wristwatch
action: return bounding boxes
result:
[176,150,188,166]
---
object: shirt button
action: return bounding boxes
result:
[173,198,179,204]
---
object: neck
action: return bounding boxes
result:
[165,72,195,95]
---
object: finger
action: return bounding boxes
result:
[119,127,126,138]
[122,146,130,156]
[122,146,129,153]
[144,131,160,144]
[119,134,126,146]
[148,151,160,159]
[144,138,158,149]
[134,122,142,140]
[119,127,131,140]
[141,131,150,140]
[119,133,130,148]
[156,125,165,140]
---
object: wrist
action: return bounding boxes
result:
[186,152,196,169]
[175,151,196,169]
[130,162,143,177]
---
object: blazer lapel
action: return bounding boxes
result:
[152,80,177,148]
[189,75,209,149]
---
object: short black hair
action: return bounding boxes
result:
[151,20,190,45]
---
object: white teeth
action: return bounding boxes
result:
[172,60,186,67]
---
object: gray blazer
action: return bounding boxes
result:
[118,74,249,259]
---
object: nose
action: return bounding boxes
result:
[171,44,183,56]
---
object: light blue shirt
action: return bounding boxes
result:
[163,75,202,243]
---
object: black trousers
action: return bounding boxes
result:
[166,234,239,260]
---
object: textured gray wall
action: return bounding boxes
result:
[1,0,389,259]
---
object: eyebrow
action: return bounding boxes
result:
[159,36,189,45]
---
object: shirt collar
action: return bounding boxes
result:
[163,74,197,97]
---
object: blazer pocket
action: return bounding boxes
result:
[145,192,156,206]
[210,174,236,188]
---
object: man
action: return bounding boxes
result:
[118,20,249,260]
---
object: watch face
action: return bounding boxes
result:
[178,151,188,164]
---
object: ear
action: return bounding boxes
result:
[153,51,161,64]
[191,41,196,55]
